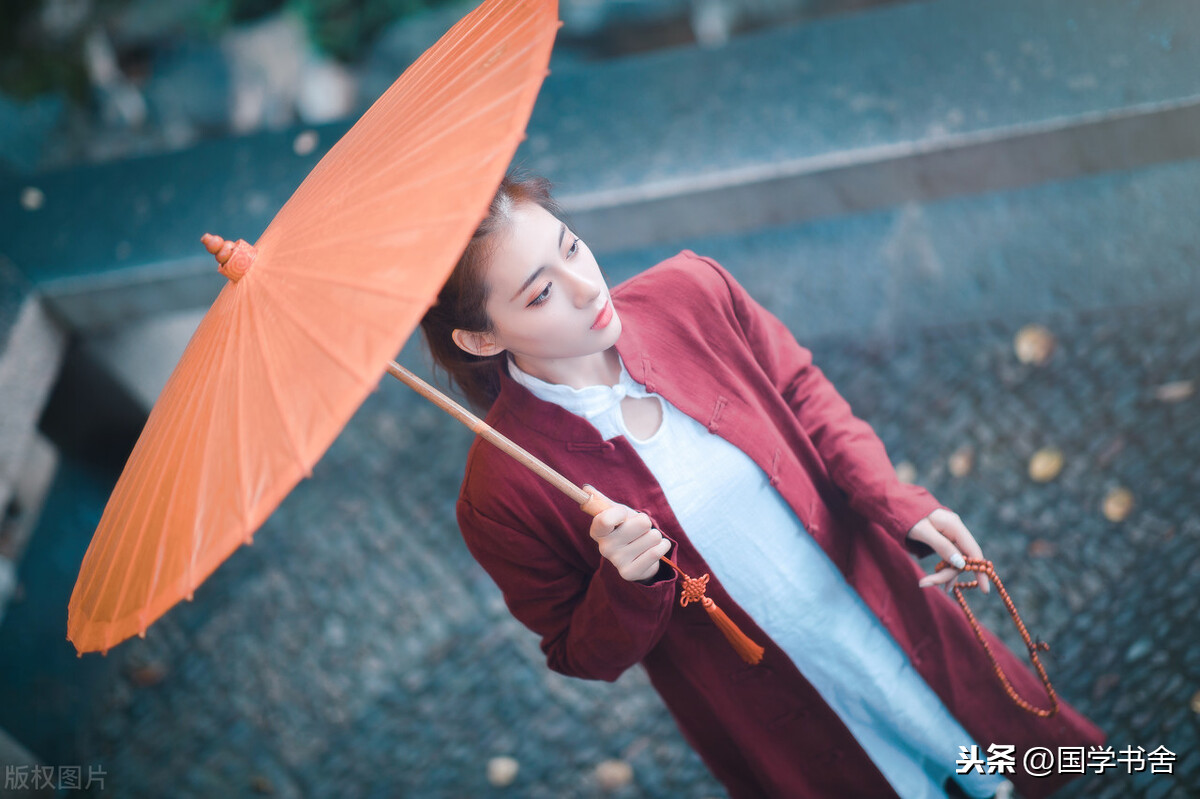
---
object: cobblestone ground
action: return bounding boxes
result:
[61,294,1199,798]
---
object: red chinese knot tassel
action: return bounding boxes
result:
[675,567,764,665]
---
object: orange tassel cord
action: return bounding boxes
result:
[664,558,765,665]
[578,488,764,665]
[934,557,1060,717]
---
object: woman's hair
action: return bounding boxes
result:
[420,172,563,411]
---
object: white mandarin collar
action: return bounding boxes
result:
[506,354,654,420]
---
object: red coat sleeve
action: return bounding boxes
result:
[457,493,678,682]
[697,254,944,557]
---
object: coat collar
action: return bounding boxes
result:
[491,334,644,447]
[491,291,685,446]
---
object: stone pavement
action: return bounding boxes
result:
[1,270,1195,797]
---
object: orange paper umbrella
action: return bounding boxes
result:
[67,0,560,655]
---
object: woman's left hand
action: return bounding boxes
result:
[907,508,991,594]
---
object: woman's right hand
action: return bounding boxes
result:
[585,487,672,582]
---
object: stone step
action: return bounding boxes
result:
[90,153,1200,411]
[531,0,1200,252]
[598,155,1200,343]
[3,0,1199,331]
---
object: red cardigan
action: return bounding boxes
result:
[456,251,1104,797]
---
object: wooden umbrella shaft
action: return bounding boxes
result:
[385,360,765,666]
[386,361,593,507]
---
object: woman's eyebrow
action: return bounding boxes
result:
[510,224,566,301]
[512,266,545,301]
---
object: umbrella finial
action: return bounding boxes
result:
[201,233,258,283]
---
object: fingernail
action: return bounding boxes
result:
[949,553,966,569]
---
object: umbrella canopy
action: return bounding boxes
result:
[68,0,560,655]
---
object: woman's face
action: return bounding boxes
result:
[453,201,622,380]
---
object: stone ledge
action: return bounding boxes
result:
[0,266,68,510]
[0,434,57,630]
[528,0,1200,246]
[600,155,1200,343]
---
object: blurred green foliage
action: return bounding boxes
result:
[294,0,456,61]
[1,0,89,100]
[0,0,460,102]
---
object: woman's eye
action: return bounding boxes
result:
[528,283,552,307]
[567,237,580,257]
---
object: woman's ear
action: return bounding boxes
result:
[452,328,504,357]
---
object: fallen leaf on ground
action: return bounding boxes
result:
[1028,539,1056,558]
[949,446,974,477]
[1102,487,1134,522]
[487,756,520,788]
[595,759,634,791]
[127,661,167,687]
[1153,380,1194,403]
[1014,324,1055,365]
[1028,448,1064,482]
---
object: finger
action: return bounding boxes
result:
[590,505,629,541]
[624,535,672,582]
[956,533,989,594]
[608,511,653,547]
[918,568,960,589]
[935,511,990,594]
[612,530,658,580]
[581,484,614,517]
[911,519,968,572]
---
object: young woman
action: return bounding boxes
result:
[420,174,1103,798]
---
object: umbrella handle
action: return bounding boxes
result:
[385,360,764,665]
[386,360,592,505]
[383,363,651,518]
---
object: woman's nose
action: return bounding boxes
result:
[566,270,602,307]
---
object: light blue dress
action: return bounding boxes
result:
[509,356,1009,799]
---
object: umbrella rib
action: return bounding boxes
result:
[148,289,249,614]
[234,298,250,536]
[256,277,383,388]
[269,269,430,305]
[81,299,232,639]
[271,3,550,239]
[294,15,543,208]
[290,79,532,234]
[365,0,526,141]
[244,283,313,476]
[391,2,544,129]
[262,211,472,275]
[76,306,226,610]
[354,71,535,187]
[343,136,520,212]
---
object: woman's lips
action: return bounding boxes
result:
[591,299,613,330]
